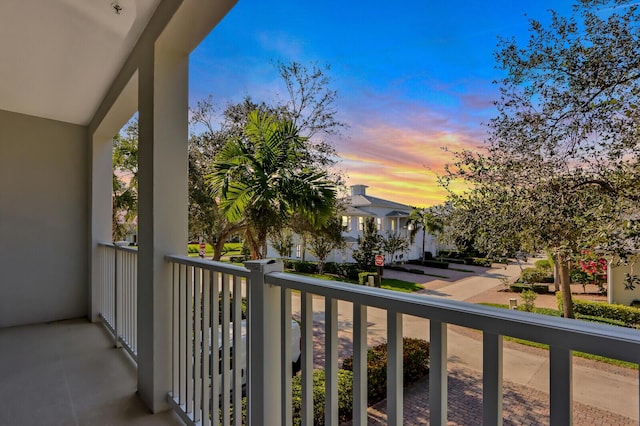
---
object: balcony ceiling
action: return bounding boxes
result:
[0,0,161,125]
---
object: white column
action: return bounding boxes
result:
[90,133,113,321]
[136,45,189,412]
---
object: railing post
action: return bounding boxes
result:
[246,260,284,426]
[114,244,121,348]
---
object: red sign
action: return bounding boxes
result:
[374,255,384,267]
[199,242,206,257]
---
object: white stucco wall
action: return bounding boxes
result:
[0,109,88,327]
[608,255,640,306]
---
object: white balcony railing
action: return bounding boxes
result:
[164,257,640,426]
[97,242,138,361]
[94,249,640,425]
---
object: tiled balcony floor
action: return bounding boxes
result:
[0,319,182,426]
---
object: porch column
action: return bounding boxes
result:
[137,45,189,412]
[89,133,114,321]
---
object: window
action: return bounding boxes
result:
[391,220,396,232]
[376,217,382,231]
[342,215,350,231]
[358,217,364,231]
[296,244,301,258]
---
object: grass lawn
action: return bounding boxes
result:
[291,272,423,293]
[480,303,638,369]
[187,242,243,258]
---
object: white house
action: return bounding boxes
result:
[267,184,437,263]
[607,253,640,306]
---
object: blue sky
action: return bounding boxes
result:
[189,0,574,206]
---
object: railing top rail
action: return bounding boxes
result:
[266,271,640,364]
[165,254,251,277]
[97,242,138,253]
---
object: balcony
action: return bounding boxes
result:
[18,244,626,425]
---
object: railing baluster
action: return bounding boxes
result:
[300,291,313,426]
[281,287,292,426]
[549,346,572,425]
[179,264,187,408]
[325,297,338,425]
[352,303,367,426]
[202,269,211,426]
[429,319,448,426]
[483,332,503,426]
[221,273,231,426]
[194,267,202,423]
[211,271,220,426]
[186,266,194,416]
[114,245,120,348]
[232,275,243,426]
[172,262,179,402]
[387,311,403,426]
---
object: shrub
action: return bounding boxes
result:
[291,369,354,425]
[465,257,492,267]
[535,259,553,271]
[229,255,249,263]
[557,292,640,326]
[520,267,546,284]
[342,338,429,405]
[510,283,548,294]
[519,289,537,312]
[407,259,449,269]
[323,262,339,275]
[291,261,318,274]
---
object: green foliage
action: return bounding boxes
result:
[407,259,449,269]
[352,218,383,271]
[382,231,409,263]
[307,216,345,274]
[291,261,319,274]
[112,119,139,241]
[291,369,354,425]
[520,267,547,284]
[519,289,537,312]
[342,338,430,405]
[208,110,338,259]
[380,279,424,293]
[556,292,640,325]
[510,283,549,294]
[535,259,553,272]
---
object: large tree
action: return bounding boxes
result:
[188,61,346,256]
[443,0,640,318]
[207,110,338,259]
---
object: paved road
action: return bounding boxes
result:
[290,261,639,423]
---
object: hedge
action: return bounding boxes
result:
[557,292,640,326]
[342,338,430,405]
[291,369,354,425]
[407,259,449,269]
[510,283,548,294]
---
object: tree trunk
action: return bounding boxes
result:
[558,257,574,318]
[553,261,560,292]
[421,230,426,261]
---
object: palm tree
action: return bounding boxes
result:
[207,110,337,259]
[409,208,443,261]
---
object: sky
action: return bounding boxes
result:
[189,0,574,207]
